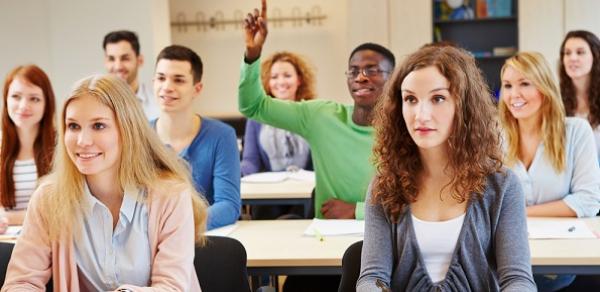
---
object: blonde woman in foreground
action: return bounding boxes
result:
[2,75,206,291]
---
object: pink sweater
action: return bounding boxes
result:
[1,182,202,291]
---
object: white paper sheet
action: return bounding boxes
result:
[242,170,315,183]
[241,172,289,183]
[0,226,22,240]
[303,218,365,236]
[527,219,596,239]
[204,223,238,237]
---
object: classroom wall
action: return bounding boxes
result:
[169,0,431,117]
[0,0,170,102]
[2,0,598,115]
[519,0,600,74]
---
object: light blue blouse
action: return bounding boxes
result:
[510,117,600,217]
[74,183,151,290]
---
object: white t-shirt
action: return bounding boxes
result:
[136,81,160,121]
[412,213,465,283]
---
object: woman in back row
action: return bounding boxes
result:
[1,65,56,228]
[559,30,600,158]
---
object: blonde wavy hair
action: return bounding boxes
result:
[40,74,207,244]
[499,52,566,172]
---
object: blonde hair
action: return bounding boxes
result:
[499,52,566,171]
[41,74,207,243]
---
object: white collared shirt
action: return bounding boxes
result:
[136,81,160,121]
[509,117,600,217]
[74,183,151,290]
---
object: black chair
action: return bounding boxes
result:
[194,236,251,292]
[338,240,363,292]
[0,242,53,291]
[0,242,15,286]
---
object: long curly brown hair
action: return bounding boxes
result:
[372,45,503,221]
[260,51,316,101]
[559,30,600,127]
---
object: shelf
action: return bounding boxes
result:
[434,16,516,24]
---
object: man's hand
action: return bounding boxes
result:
[244,0,268,63]
[321,199,356,219]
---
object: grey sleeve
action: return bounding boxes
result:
[356,183,394,292]
[495,171,537,292]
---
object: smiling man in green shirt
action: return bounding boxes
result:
[239,0,395,219]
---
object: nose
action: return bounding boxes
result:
[17,98,30,111]
[415,102,432,123]
[114,59,124,70]
[77,128,93,147]
[352,70,369,83]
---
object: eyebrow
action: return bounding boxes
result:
[401,87,449,94]
[65,117,110,122]
[155,72,188,79]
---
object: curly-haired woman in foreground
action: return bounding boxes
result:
[356,45,535,291]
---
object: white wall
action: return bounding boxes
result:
[170,0,352,117]
[4,0,599,115]
[0,0,170,102]
[519,0,600,75]
[170,0,431,117]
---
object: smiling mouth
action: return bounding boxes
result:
[511,102,526,109]
[77,153,101,159]
[353,88,374,95]
[160,96,179,102]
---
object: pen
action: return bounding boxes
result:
[568,226,576,232]
[313,228,325,242]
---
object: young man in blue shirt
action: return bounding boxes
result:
[151,45,241,230]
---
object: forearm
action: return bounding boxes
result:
[527,200,577,217]
[6,210,26,225]
[207,201,240,230]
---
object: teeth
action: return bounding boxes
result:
[78,153,100,158]
[512,102,525,108]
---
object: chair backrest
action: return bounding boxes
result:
[338,240,363,292]
[194,236,251,292]
[0,242,15,286]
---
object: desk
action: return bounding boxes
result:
[228,220,360,276]
[241,180,314,218]
[226,218,600,276]
[530,217,600,275]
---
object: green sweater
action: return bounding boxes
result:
[238,59,375,219]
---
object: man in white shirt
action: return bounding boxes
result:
[102,30,159,120]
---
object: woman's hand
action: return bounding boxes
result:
[244,0,268,63]
[0,212,9,234]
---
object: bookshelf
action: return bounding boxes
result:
[432,0,518,93]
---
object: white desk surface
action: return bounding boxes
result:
[530,217,600,266]
[241,180,314,200]
[227,217,600,268]
[228,220,360,267]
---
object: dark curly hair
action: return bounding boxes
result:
[559,30,600,127]
[371,45,503,221]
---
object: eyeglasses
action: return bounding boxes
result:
[345,67,390,79]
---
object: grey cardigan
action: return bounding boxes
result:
[357,169,536,292]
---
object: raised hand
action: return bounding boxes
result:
[244,0,268,63]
